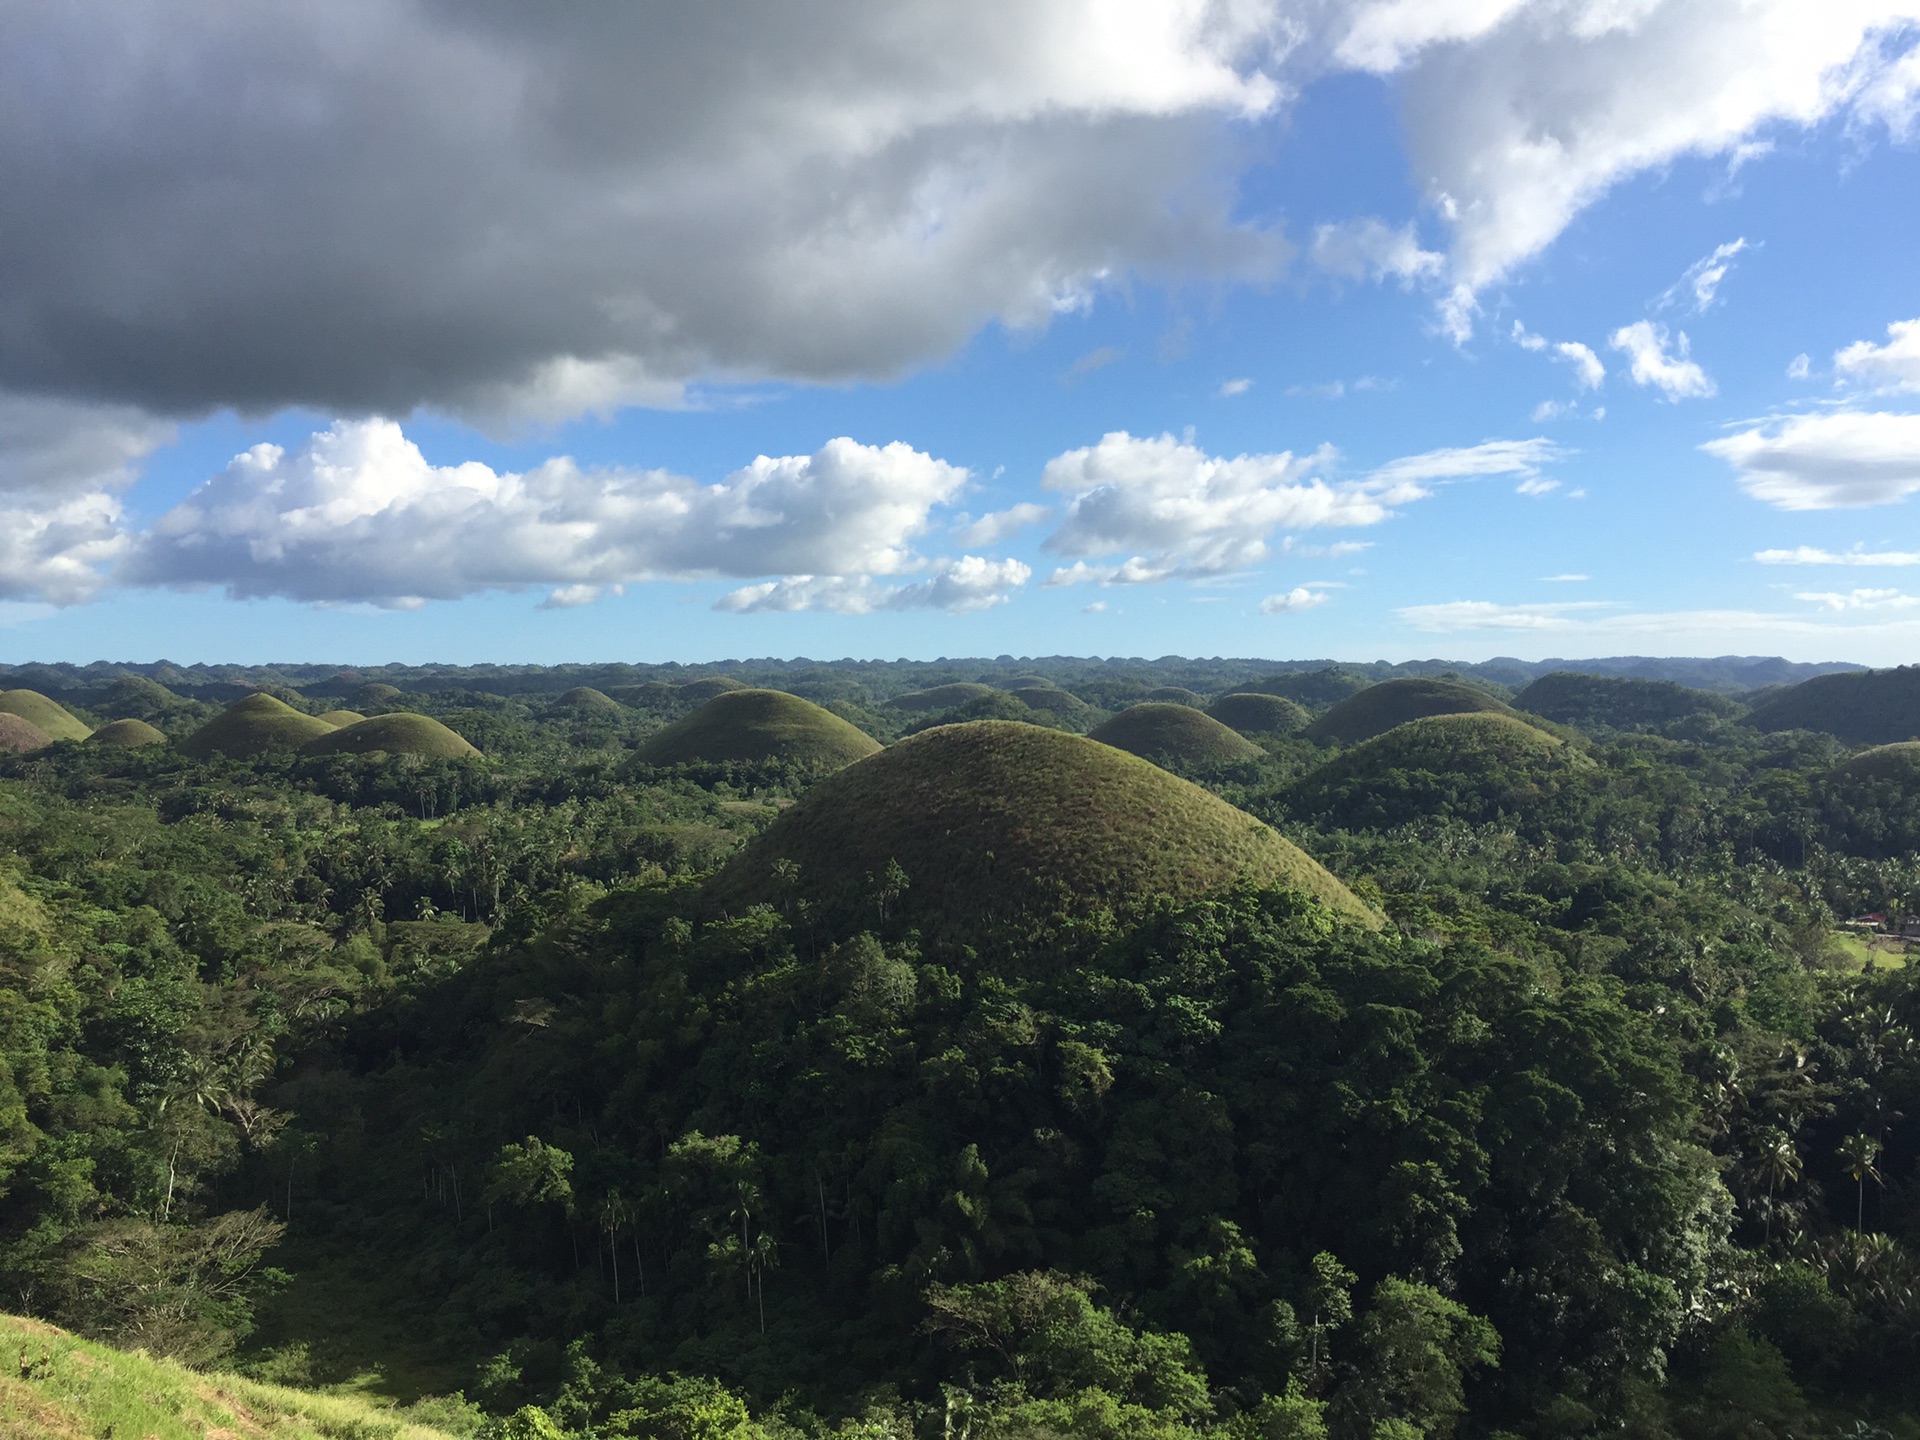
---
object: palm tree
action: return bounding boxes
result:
[1837,1133,1885,1232]
[1753,1127,1802,1243]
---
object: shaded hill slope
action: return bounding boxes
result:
[1207,692,1311,736]
[1515,671,1740,732]
[1748,666,1920,744]
[1291,712,1582,828]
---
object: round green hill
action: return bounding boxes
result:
[1008,683,1089,716]
[87,718,168,747]
[710,720,1378,933]
[1748,666,1920,744]
[95,675,182,718]
[317,710,366,728]
[558,686,621,712]
[0,713,54,754]
[1208,692,1311,736]
[0,689,91,743]
[679,676,748,702]
[1290,712,1577,828]
[1513,671,1738,732]
[178,694,338,759]
[637,689,882,770]
[348,683,405,708]
[303,713,480,759]
[888,683,999,712]
[1833,742,1920,782]
[1304,677,1512,745]
[1144,687,1203,706]
[1090,703,1265,766]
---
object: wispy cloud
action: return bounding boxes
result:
[1754,544,1920,566]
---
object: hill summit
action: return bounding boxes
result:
[1090,703,1265,766]
[304,713,480,759]
[178,694,335,759]
[636,689,882,770]
[0,689,91,743]
[1305,677,1512,745]
[710,720,1378,933]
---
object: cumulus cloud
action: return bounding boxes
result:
[954,503,1052,546]
[1610,322,1715,400]
[1657,238,1750,313]
[122,419,982,606]
[1309,218,1444,284]
[714,557,1030,614]
[1260,586,1330,614]
[1704,410,1920,509]
[1836,317,1920,392]
[0,3,1296,423]
[1755,544,1920,565]
[1514,323,1607,389]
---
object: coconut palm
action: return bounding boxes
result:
[1838,1133,1885,1232]
[1752,1127,1802,1243]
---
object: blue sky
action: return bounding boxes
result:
[4,3,1920,665]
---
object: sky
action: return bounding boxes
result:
[3,2,1920,667]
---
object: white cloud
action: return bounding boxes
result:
[1367,437,1562,487]
[1512,322,1548,352]
[1399,599,1619,631]
[1788,353,1813,380]
[1531,400,1569,423]
[1755,544,1920,565]
[1704,410,1920,509]
[1540,573,1589,581]
[1610,321,1715,400]
[1516,476,1561,496]
[1795,587,1920,611]
[1218,377,1254,398]
[713,556,1030,614]
[123,419,982,606]
[540,584,607,610]
[1310,218,1444,284]
[1282,538,1373,558]
[0,490,132,606]
[954,503,1052,546]
[1657,238,1749,313]
[1260,586,1330,614]
[1835,317,1920,393]
[1557,342,1607,390]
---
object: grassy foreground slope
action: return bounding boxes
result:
[179,694,336,759]
[0,689,90,743]
[1305,676,1512,745]
[1749,665,1920,743]
[638,689,881,769]
[0,1314,459,1440]
[1089,702,1265,764]
[713,720,1378,930]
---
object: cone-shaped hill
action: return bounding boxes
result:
[709,721,1379,933]
[178,694,336,759]
[1748,666,1920,744]
[1290,712,1581,828]
[0,713,53,753]
[87,718,168,747]
[636,690,882,770]
[1514,671,1739,732]
[0,689,91,743]
[317,710,366,728]
[1208,692,1311,736]
[349,682,404,708]
[888,682,999,712]
[1304,677,1513,745]
[1144,686,1203,706]
[1090,703,1264,766]
[1008,683,1089,715]
[1833,742,1920,782]
[679,676,748,702]
[558,685,622,712]
[303,713,480,759]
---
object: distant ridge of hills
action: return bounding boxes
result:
[0,653,1863,702]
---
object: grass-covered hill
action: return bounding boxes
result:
[1515,670,1741,732]
[317,708,367,728]
[1207,692,1311,736]
[1304,676,1513,745]
[711,720,1378,931]
[1748,665,1920,744]
[350,682,405,708]
[85,717,168,747]
[177,693,337,759]
[0,689,90,743]
[1089,702,1265,766]
[1144,686,1203,705]
[1245,665,1373,708]
[637,689,882,769]
[678,675,748,701]
[887,681,999,711]
[1290,711,1580,828]
[557,685,621,712]
[0,1313,462,1440]
[304,712,481,759]
[1008,682,1091,715]
[1834,741,1920,781]
[0,714,52,754]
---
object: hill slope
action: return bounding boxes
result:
[558,685,621,711]
[637,689,881,769]
[679,676,748,701]
[303,713,481,759]
[1207,692,1312,736]
[1305,677,1513,745]
[711,720,1378,931]
[1833,742,1920,782]
[1090,703,1265,765]
[0,1313,459,1440]
[1748,666,1920,744]
[888,682,999,712]
[1291,712,1581,828]
[0,714,53,754]
[0,690,90,743]
[86,718,168,747]
[1514,671,1739,732]
[178,694,336,759]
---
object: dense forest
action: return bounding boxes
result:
[4,655,1920,1440]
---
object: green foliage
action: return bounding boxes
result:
[1749,664,1920,743]
[888,683,999,712]
[1288,713,1580,828]
[1513,671,1740,734]
[1335,1278,1499,1440]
